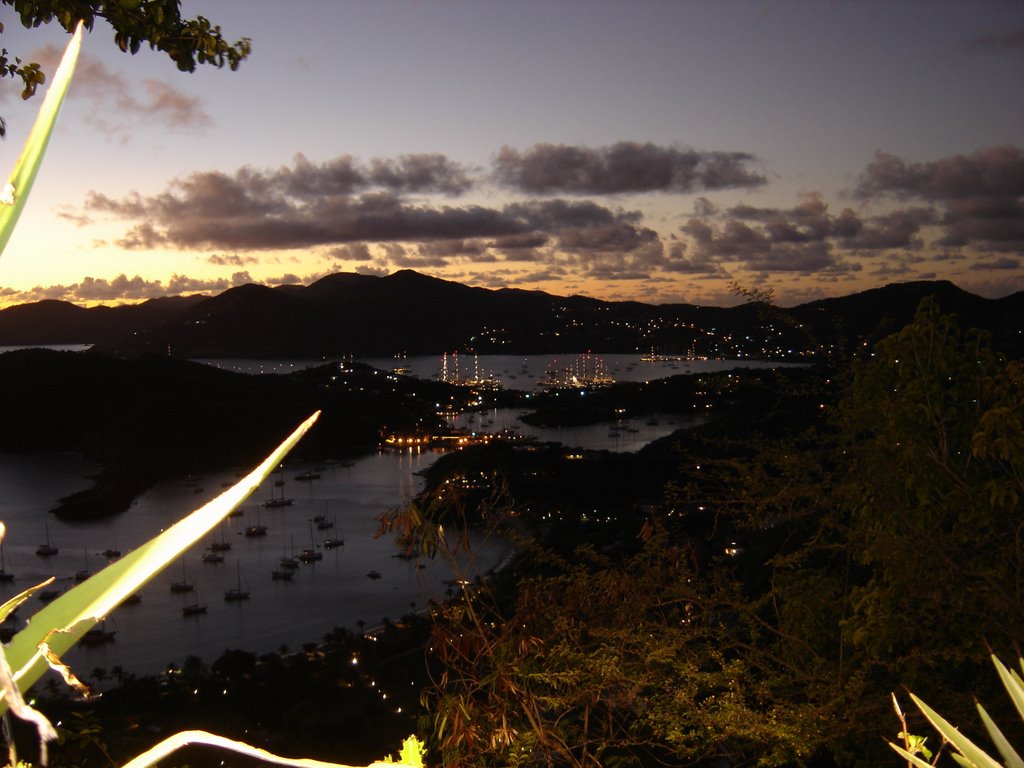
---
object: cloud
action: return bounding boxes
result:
[855,145,1024,252]
[663,242,730,277]
[81,155,665,280]
[855,145,1024,201]
[964,24,1024,53]
[206,253,259,267]
[355,264,389,277]
[680,197,863,276]
[493,141,766,195]
[139,79,211,129]
[326,243,374,262]
[969,256,1021,271]
[22,47,212,135]
[4,273,220,304]
[66,143,1022,299]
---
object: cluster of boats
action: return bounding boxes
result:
[10,468,356,626]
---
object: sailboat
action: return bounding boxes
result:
[182,589,207,616]
[101,534,122,559]
[298,523,322,563]
[0,542,14,582]
[35,522,58,557]
[244,507,267,537]
[80,620,116,646]
[74,548,91,582]
[322,519,345,549]
[263,467,294,508]
[169,558,195,593]
[319,501,344,548]
[279,537,299,570]
[224,561,250,601]
[209,522,232,552]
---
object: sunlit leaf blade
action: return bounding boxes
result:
[0,410,319,709]
[0,21,83,257]
[993,654,1024,722]
[119,729,417,768]
[976,702,1024,768]
[910,693,1002,768]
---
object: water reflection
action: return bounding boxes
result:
[0,451,510,675]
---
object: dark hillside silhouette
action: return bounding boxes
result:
[0,272,1020,357]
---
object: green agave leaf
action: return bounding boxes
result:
[910,693,1001,768]
[0,410,319,710]
[993,654,1024,723]
[0,21,83,256]
[976,702,1024,768]
[119,728,419,768]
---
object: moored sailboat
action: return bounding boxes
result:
[224,561,250,601]
[35,522,58,557]
[0,542,14,582]
[170,558,195,593]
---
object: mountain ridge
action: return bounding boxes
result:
[0,271,1019,358]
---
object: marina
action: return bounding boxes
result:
[0,449,511,676]
[0,353,789,677]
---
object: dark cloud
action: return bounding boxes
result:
[964,25,1024,53]
[264,273,304,286]
[207,254,259,267]
[855,145,1024,252]
[281,153,473,198]
[83,153,663,276]
[844,208,935,250]
[856,146,1024,201]
[326,244,373,262]
[368,154,475,196]
[680,208,859,276]
[663,242,729,277]
[969,256,1021,271]
[418,239,491,259]
[355,265,389,277]
[167,272,251,293]
[2,272,248,305]
[493,142,766,195]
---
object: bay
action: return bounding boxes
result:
[201,352,790,389]
[0,450,510,676]
[1,351,788,678]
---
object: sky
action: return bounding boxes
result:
[0,0,1021,309]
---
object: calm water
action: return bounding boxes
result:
[1,351,783,677]
[448,407,706,453]
[202,353,788,389]
[0,450,510,676]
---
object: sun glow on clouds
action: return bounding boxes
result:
[12,142,1010,308]
[0,2,1021,308]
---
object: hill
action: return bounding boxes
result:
[0,272,1020,358]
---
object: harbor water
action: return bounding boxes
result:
[0,449,509,676]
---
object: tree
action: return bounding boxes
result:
[399,298,1024,767]
[0,0,251,135]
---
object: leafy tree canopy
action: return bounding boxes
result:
[396,298,1024,767]
[0,0,251,135]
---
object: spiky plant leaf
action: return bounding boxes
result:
[118,728,419,768]
[993,654,1024,723]
[0,22,83,256]
[0,410,319,708]
[909,693,1002,768]
[975,702,1024,768]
